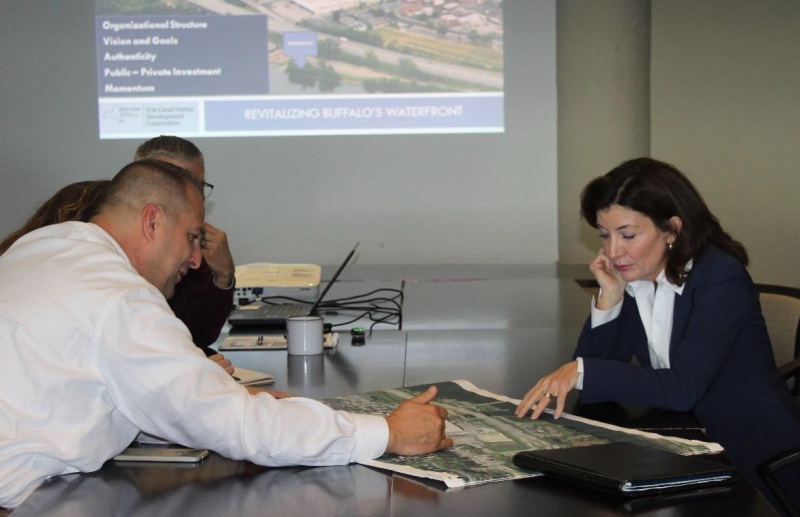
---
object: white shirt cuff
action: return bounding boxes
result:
[590,293,623,329]
[349,413,390,461]
[575,357,585,390]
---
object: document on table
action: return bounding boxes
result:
[220,332,338,351]
[233,367,275,386]
[323,380,723,489]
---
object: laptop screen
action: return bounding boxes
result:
[309,241,359,314]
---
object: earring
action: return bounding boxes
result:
[668,242,674,251]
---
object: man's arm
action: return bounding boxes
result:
[169,262,233,348]
[200,222,234,289]
[168,221,235,349]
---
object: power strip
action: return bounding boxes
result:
[234,285,319,307]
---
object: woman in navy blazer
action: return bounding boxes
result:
[516,158,800,511]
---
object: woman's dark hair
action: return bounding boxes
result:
[580,157,748,285]
[0,180,110,255]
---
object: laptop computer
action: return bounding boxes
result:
[227,242,359,330]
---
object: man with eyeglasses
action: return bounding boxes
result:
[135,136,236,365]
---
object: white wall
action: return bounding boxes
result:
[650,0,800,286]
[5,1,795,285]
[0,1,558,267]
[556,1,651,270]
[556,0,799,287]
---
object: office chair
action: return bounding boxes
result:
[780,357,800,392]
[755,284,800,516]
[756,284,800,396]
[758,446,800,517]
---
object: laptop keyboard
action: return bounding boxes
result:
[264,304,311,318]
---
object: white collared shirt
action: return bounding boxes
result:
[625,270,685,369]
[576,264,691,389]
[0,222,388,508]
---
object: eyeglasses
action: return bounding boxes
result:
[203,182,214,199]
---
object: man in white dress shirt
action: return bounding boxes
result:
[0,159,451,509]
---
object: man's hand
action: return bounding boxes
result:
[384,385,453,456]
[246,387,294,398]
[200,222,235,289]
[264,389,294,399]
[208,353,234,376]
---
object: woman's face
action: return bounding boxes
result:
[596,205,676,282]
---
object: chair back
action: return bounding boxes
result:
[757,284,800,394]
[758,445,800,517]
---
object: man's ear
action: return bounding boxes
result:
[141,204,162,243]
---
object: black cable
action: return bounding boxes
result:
[254,287,404,331]
[321,298,402,314]
[328,309,401,332]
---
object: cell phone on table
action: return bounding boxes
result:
[112,445,209,463]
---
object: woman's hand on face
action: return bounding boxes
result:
[589,250,626,309]
[515,361,579,420]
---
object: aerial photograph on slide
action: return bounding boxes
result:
[96,0,504,96]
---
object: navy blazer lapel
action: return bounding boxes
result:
[670,279,692,353]
[625,294,653,367]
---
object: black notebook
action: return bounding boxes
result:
[512,441,737,497]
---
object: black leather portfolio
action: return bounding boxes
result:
[512,441,737,497]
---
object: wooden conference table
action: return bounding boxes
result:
[11,266,777,516]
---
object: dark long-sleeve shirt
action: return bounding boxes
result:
[168,261,234,355]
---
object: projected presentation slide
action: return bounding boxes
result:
[95,0,504,139]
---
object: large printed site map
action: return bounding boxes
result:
[324,380,723,488]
